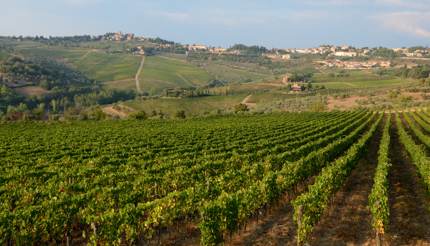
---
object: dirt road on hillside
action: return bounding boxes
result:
[135,56,145,93]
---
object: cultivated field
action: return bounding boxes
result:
[139,56,212,94]
[2,111,430,245]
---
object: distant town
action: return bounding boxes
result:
[4,31,430,72]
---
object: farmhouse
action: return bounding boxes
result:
[291,83,303,92]
[133,46,145,55]
[282,54,291,60]
[264,53,291,60]
[188,44,208,51]
[209,47,227,54]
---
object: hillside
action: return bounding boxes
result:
[139,55,212,94]
[1,36,430,120]
[0,54,135,116]
[0,38,282,95]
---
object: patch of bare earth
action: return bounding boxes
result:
[307,118,382,246]
[14,86,48,96]
[327,96,367,111]
[226,192,301,246]
[102,105,134,118]
[241,94,257,108]
[386,118,430,245]
[144,222,200,246]
[402,92,424,101]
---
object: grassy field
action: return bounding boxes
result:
[18,46,88,63]
[75,51,141,82]
[197,60,274,84]
[164,52,276,84]
[140,56,212,94]
[0,50,9,62]
[313,70,388,83]
[14,44,141,82]
[102,79,136,91]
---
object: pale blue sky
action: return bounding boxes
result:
[1,0,429,48]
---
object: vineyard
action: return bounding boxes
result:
[1,111,430,245]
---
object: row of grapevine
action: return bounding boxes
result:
[198,113,378,245]
[292,114,382,244]
[402,112,430,148]
[396,114,430,191]
[369,114,391,243]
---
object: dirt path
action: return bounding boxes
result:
[241,94,257,108]
[102,105,129,118]
[176,73,192,85]
[386,119,430,245]
[78,49,97,61]
[135,56,145,93]
[307,118,382,246]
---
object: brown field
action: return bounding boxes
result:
[327,95,367,110]
[14,86,49,96]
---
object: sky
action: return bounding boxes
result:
[0,0,429,48]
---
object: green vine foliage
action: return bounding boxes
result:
[199,112,378,245]
[396,114,430,192]
[369,114,391,236]
[292,114,382,244]
[1,111,380,245]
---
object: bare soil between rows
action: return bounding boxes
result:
[386,116,430,245]
[304,117,382,246]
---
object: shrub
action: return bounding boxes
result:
[175,110,186,119]
[234,103,249,113]
[130,111,147,120]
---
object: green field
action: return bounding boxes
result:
[102,79,136,91]
[13,44,141,83]
[18,46,88,63]
[139,56,213,94]
[200,61,274,83]
[75,51,141,82]
[313,70,388,83]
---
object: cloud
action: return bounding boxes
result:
[376,11,430,38]
[375,0,430,9]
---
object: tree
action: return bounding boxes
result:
[289,71,314,82]
[131,111,147,120]
[234,103,249,113]
[50,99,58,113]
[175,110,186,119]
[86,107,107,120]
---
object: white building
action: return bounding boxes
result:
[188,44,208,51]
[334,51,357,57]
